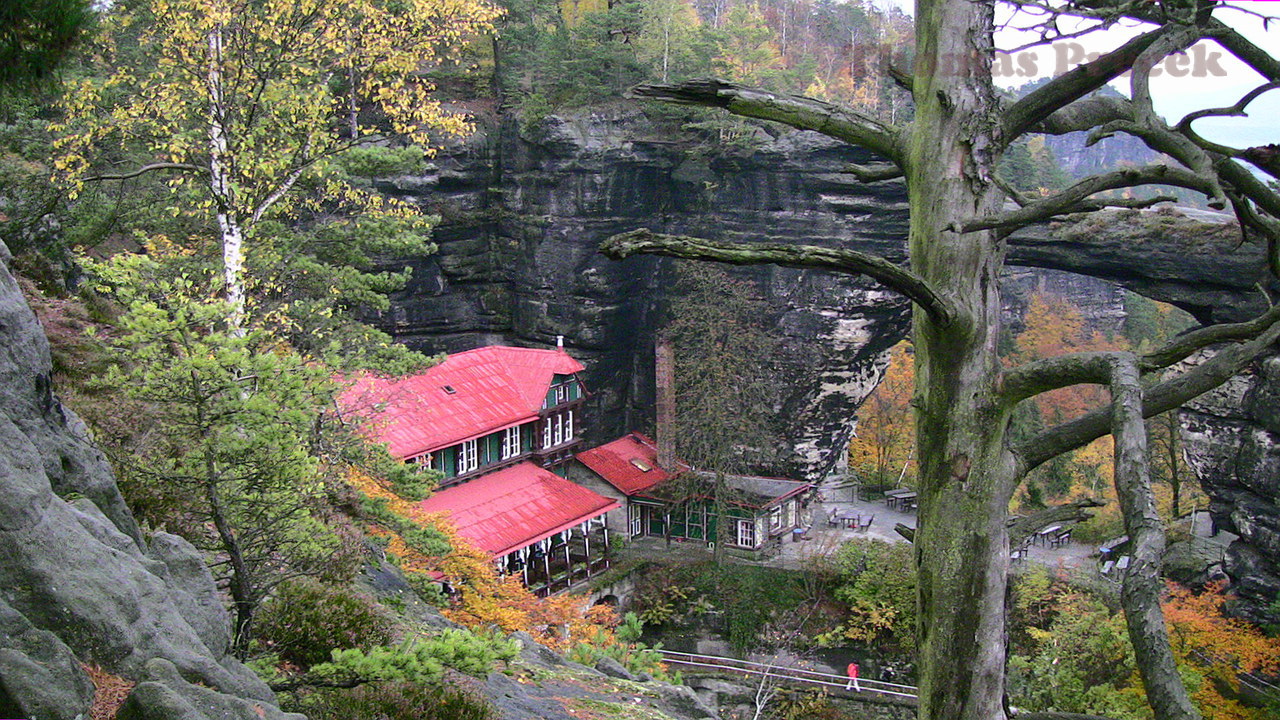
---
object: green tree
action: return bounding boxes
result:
[0,0,93,92]
[662,262,778,561]
[637,0,700,83]
[86,253,396,652]
[53,0,500,330]
[604,2,1280,718]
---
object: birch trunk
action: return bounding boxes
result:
[206,25,247,334]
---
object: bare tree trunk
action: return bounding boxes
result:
[907,3,1020,719]
[1109,358,1199,720]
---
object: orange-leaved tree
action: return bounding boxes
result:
[346,469,618,651]
[1162,581,1280,720]
[848,340,915,488]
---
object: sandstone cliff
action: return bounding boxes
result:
[0,239,304,720]
[370,107,1280,623]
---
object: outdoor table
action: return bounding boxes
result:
[835,513,860,529]
[1035,524,1062,545]
[884,489,912,509]
[896,491,918,511]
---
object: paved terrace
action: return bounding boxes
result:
[622,474,1229,573]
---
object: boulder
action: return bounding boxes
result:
[116,659,305,720]
[0,598,95,720]
[594,656,637,681]
[0,241,288,719]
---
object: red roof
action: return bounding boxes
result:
[575,432,687,496]
[419,462,618,557]
[339,346,584,459]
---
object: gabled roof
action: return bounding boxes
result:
[339,346,584,459]
[574,432,688,496]
[577,433,813,509]
[418,462,618,557]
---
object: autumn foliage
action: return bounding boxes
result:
[848,340,915,487]
[1163,581,1280,720]
[346,469,619,651]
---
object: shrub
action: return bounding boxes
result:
[294,680,497,720]
[309,630,519,685]
[829,539,918,651]
[254,579,396,668]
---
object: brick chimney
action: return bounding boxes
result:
[655,334,675,471]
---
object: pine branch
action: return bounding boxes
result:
[1003,27,1168,142]
[1002,305,1280,408]
[630,80,902,165]
[600,229,956,326]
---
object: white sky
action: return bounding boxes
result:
[871,0,1280,147]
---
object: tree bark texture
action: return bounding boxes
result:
[206,26,247,335]
[907,2,1016,719]
[1108,357,1199,720]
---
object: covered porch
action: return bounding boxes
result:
[497,516,613,597]
[417,460,619,596]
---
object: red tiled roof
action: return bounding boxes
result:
[419,462,618,557]
[575,432,687,496]
[338,346,584,459]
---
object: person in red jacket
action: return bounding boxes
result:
[845,662,860,691]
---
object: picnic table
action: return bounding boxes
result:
[884,489,917,510]
[828,510,861,529]
[1034,524,1062,545]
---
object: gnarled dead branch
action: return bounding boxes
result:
[601,229,957,326]
[1107,355,1199,720]
[630,80,902,165]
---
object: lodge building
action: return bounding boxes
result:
[339,343,616,596]
[341,342,815,594]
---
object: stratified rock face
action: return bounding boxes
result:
[371,108,1280,619]
[373,109,912,480]
[1183,355,1280,625]
[0,241,302,720]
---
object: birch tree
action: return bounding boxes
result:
[53,0,500,330]
[602,2,1280,719]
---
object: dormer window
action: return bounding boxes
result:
[630,459,652,472]
[443,385,457,394]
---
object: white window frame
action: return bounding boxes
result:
[565,409,574,441]
[555,383,569,404]
[553,412,564,446]
[458,439,479,474]
[737,519,756,548]
[543,419,552,449]
[769,506,783,532]
[502,426,521,459]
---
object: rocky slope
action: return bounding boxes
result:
[373,107,1280,622]
[0,239,303,720]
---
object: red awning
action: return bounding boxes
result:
[418,462,618,557]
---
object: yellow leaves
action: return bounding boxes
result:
[53,0,500,221]
[849,340,915,485]
[346,468,615,651]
